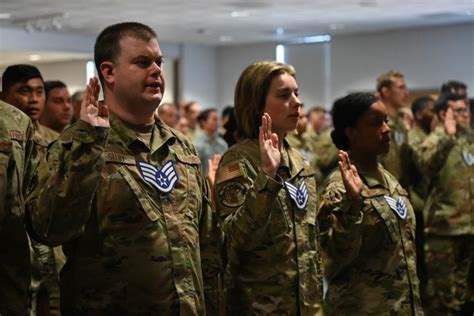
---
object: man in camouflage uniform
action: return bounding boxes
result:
[0,100,35,316]
[2,64,60,315]
[302,106,338,186]
[411,93,473,315]
[376,70,411,188]
[26,22,222,315]
[406,96,436,298]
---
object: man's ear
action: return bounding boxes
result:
[438,110,446,121]
[100,61,115,85]
[380,86,389,100]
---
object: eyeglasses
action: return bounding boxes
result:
[452,107,470,114]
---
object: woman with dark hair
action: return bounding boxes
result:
[318,92,423,315]
[214,61,323,315]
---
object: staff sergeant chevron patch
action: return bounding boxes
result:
[462,150,474,166]
[384,195,408,219]
[137,160,179,194]
[284,180,309,211]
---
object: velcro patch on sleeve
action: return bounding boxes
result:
[216,162,244,185]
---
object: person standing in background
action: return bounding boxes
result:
[40,80,74,133]
[194,108,228,176]
[157,102,178,128]
[2,64,61,316]
[406,95,436,303]
[412,93,473,315]
[184,100,201,140]
[376,70,411,188]
[0,100,36,316]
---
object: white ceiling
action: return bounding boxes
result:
[0,0,473,45]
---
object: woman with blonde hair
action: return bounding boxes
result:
[214,61,323,315]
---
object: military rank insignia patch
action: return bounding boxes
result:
[384,195,407,219]
[394,131,405,145]
[284,180,309,211]
[137,160,179,194]
[462,150,474,166]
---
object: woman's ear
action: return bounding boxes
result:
[345,126,356,145]
[100,61,115,85]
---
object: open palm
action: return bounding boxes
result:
[80,77,109,127]
[259,113,280,178]
[338,150,363,199]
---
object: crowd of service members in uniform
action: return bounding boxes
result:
[0,21,473,316]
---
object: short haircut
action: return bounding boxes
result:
[234,60,296,139]
[2,64,43,92]
[411,96,435,115]
[221,105,234,118]
[71,90,84,104]
[44,80,67,99]
[376,70,404,94]
[157,102,175,114]
[184,101,199,113]
[435,93,465,115]
[307,106,327,118]
[440,80,467,94]
[94,22,157,84]
[331,92,379,150]
[197,108,217,124]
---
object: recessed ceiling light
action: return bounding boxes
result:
[231,11,250,18]
[0,13,11,19]
[29,54,41,61]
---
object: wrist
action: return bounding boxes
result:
[261,166,277,178]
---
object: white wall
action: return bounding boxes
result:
[285,42,331,107]
[2,23,473,111]
[330,23,474,102]
[216,43,276,107]
[180,43,219,109]
[216,23,474,109]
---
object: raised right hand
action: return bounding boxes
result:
[80,77,109,128]
[338,150,363,199]
[444,107,456,136]
[259,113,280,178]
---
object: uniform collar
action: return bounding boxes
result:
[109,112,176,154]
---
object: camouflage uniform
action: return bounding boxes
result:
[215,139,323,315]
[304,128,339,186]
[285,131,315,164]
[411,125,474,315]
[29,122,61,316]
[318,163,424,315]
[380,112,410,189]
[27,113,223,315]
[0,100,35,316]
[406,124,431,299]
